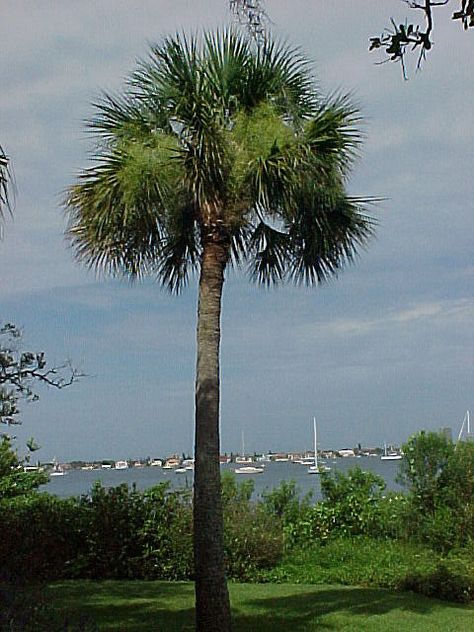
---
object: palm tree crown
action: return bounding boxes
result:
[66,30,374,286]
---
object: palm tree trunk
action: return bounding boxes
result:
[194,239,232,631]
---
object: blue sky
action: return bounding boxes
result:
[1,1,472,460]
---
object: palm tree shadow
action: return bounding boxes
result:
[49,581,471,631]
[231,585,455,631]
[50,581,197,631]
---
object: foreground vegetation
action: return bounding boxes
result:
[1,431,474,629]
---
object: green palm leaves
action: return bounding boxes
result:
[66,30,374,290]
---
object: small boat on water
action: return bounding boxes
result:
[235,466,264,475]
[380,443,402,461]
[50,458,66,476]
[115,460,129,470]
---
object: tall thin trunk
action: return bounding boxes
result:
[194,239,232,631]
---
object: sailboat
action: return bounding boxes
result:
[308,418,330,474]
[50,457,66,476]
[380,442,402,461]
[235,430,264,474]
[457,410,472,443]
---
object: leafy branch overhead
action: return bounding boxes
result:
[0,323,82,430]
[229,0,268,41]
[0,144,14,228]
[370,0,474,77]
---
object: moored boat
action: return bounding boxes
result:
[235,466,264,474]
[380,442,402,461]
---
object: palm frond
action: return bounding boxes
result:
[66,136,180,277]
[286,192,376,286]
[247,220,290,285]
[304,93,363,174]
[88,92,164,144]
[157,200,200,293]
[253,39,317,119]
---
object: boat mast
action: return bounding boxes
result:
[457,410,470,442]
[313,417,318,469]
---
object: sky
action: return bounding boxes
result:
[0,1,472,461]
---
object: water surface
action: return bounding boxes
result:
[42,457,404,500]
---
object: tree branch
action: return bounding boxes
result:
[370,0,473,77]
[0,324,83,427]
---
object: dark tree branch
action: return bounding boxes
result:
[0,323,83,428]
[370,0,473,77]
[229,0,269,42]
[0,144,14,228]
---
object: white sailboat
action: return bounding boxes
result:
[308,417,330,474]
[380,442,402,461]
[50,457,66,476]
[234,430,264,474]
[457,410,472,443]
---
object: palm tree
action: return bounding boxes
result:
[66,30,374,631]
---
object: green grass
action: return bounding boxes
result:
[46,580,474,631]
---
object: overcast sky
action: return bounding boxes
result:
[1,1,472,461]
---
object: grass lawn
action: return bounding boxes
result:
[46,580,474,631]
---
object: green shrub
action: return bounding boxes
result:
[138,485,193,580]
[0,493,82,584]
[401,558,474,603]
[73,482,146,579]
[74,482,193,581]
[221,470,254,505]
[262,480,311,524]
[222,473,284,580]
[260,536,433,586]
[284,467,405,545]
[224,502,284,580]
[398,432,474,550]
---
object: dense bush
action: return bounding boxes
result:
[260,536,436,587]
[0,493,81,584]
[281,467,408,545]
[398,432,474,550]
[0,475,285,585]
[260,535,474,603]
[71,482,193,581]
[222,473,284,580]
[400,556,474,603]
[72,482,146,579]
[137,484,193,580]
[0,482,194,584]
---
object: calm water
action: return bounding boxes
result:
[42,457,404,501]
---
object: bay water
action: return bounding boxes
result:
[42,457,404,500]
